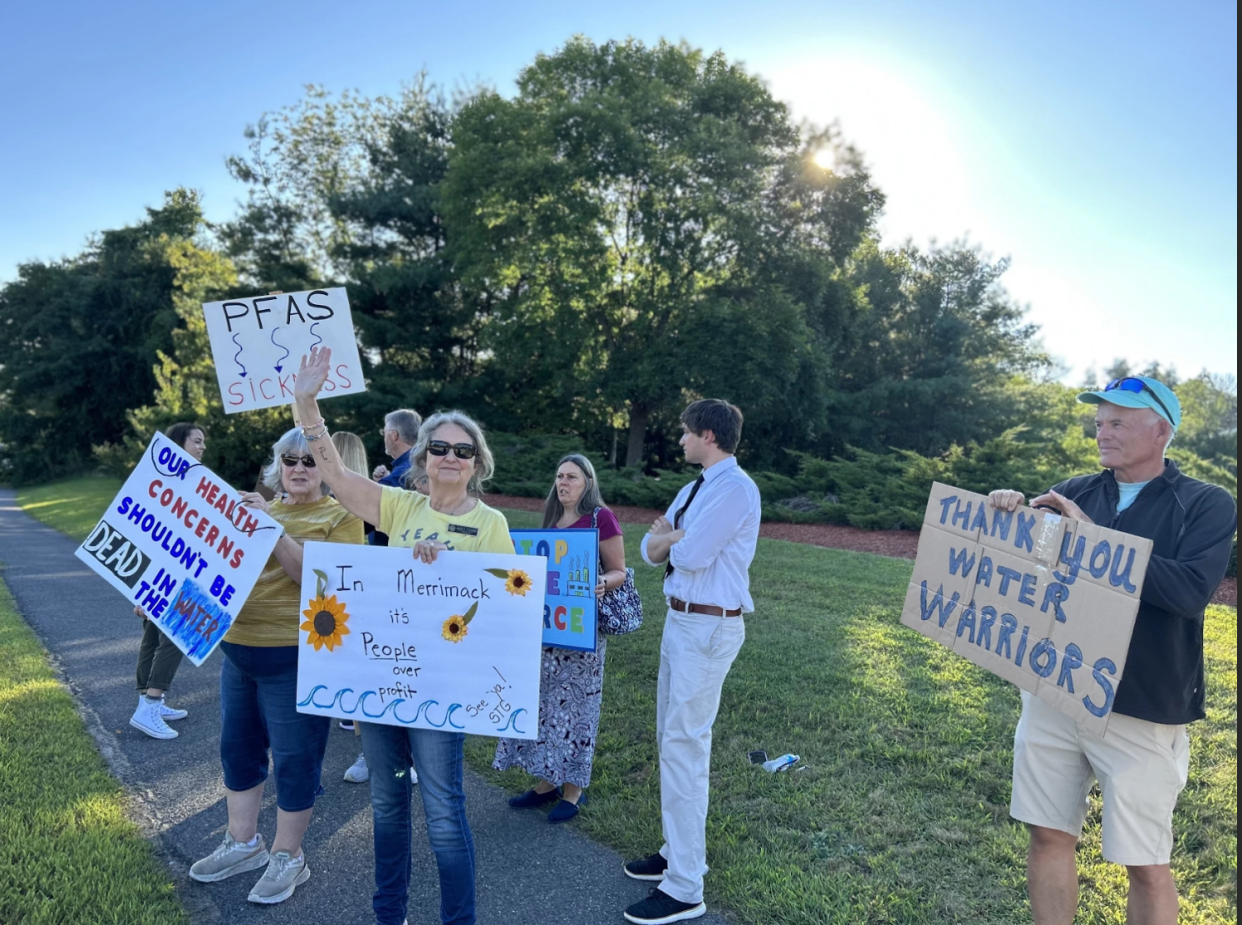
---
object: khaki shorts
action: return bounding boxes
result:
[1010,692,1189,866]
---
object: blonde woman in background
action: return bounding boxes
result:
[329,432,409,784]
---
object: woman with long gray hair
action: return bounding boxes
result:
[492,453,627,822]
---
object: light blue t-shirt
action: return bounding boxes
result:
[1116,479,1151,512]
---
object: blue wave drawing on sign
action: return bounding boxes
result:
[159,579,233,659]
[496,708,527,734]
[298,686,464,729]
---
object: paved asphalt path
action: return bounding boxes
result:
[0,490,730,925]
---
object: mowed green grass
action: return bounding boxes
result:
[471,511,1238,925]
[0,579,186,925]
[18,478,1239,923]
[15,476,122,542]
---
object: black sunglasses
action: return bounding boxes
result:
[1104,378,1175,423]
[280,454,317,468]
[426,441,477,460]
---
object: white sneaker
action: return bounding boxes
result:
[130,697,178,739]
[159,695,188,721]
[247,850,310,904]
[343,753,369,783]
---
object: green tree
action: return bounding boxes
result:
[443,37,883,466]
[827,240,1048,457]
[0,190,217,484]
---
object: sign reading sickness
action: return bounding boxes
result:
[901,482,1152,734]
[295,546,546,738]
[202,287,365,413]
[74,433,282,665]
[511,528,599,652]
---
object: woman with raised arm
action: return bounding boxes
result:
[492,454,627,822]
[188,427,363,904]
[293,346,511,925]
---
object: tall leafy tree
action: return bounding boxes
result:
[828,240,1048,457]
[0,190,220,484]
[444,37,883,465]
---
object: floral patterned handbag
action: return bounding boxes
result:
[593,507,644,635]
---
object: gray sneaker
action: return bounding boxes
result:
[189,832,269,883]
[247,850,310,904]
[343,753,369,783]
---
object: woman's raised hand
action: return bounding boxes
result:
[294,346,334,401]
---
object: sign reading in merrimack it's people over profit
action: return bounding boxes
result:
[901,482,1152,734]
[201,287,366,413]
[74,432,283,665]
[295,545,547,739]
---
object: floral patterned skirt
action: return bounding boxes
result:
[492,637,607,789]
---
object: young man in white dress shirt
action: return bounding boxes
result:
[623,399,761,925]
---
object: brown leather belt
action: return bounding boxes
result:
[669,596,743,618]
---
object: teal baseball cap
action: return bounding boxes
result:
[1078,375,1181,428]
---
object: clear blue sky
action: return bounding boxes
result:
[1,0,1235,383]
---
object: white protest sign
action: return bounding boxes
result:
[74,433,282,665]
[901,482,1152,734]
[201,287,365,413]
[296,545,546,738]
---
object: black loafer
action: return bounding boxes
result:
[508,788,561,809]
[547,794,586,823]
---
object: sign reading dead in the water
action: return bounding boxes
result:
[901,482,1152,734]
[74,432,282,664]
[202,287,365,413]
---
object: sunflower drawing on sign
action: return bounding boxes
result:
[442,601,479,643]
[484,567,533,596]
[302,569,351,652]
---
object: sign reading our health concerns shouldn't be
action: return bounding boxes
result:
[74,432,282,665]
[510,528,599,652]
[901,482,1152,734]
[296,545,547,738]
[202,287,365,413]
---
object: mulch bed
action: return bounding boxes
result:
[483,493,1237,606]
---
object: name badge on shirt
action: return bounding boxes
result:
[447,524,478,536]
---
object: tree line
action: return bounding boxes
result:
[0,37,1235,544]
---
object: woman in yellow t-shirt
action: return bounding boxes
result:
[188,427,363,904]
[293,347,511,925]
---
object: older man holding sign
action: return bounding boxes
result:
[989,376,1235,925]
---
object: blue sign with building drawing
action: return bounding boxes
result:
[510,528,599,652]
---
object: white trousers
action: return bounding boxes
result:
[656,608,746,904]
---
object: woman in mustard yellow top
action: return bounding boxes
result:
[294,347,510,925]
[187,428,362,904]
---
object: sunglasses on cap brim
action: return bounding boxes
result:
[1103,378,1175,424]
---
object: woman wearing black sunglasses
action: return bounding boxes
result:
[293,346,512,925]
[189,427,364,904]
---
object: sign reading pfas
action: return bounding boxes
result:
[202,287,366,413]
[901,482,1152,734]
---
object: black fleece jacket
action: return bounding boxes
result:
[1052,460,1236,725]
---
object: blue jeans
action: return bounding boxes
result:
[358,723,475,925]
[218,642,329,812]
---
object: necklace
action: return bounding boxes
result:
[431,494,474,516]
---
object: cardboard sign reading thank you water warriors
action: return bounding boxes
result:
[510,527,599,652]
[901,482,1152,734]
[202,287,366,413]
[295,545,546,739]
[74,432,282,665]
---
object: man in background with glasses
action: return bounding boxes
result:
[369,408,421,546]
[989,375,1236,925]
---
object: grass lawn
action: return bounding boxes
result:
[472,511,1237,924]
[16,479,1238,923]
[14,476,123,542]
[0,578,186,925]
